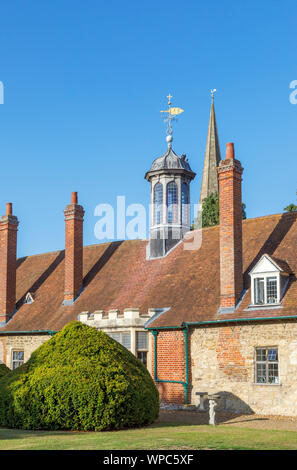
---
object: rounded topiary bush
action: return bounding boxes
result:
[0,362,10,379]
[0,321,159,431]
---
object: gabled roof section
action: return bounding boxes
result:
[199,96,221,207]
[249,254,292,275]
[0,212,297,333]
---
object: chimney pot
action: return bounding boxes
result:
[71,192,78,204]
[226,143,235,160]
[6,203,12,215]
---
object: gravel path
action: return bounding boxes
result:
[157,410,297,431]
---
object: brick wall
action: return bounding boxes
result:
[191,321,297,416]
[152,329,187,404]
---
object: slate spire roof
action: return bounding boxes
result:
[198,95,221,209]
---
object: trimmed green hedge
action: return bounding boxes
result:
[0,321,159,431]
[0,363,10,379]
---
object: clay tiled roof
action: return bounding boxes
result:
[1,211,297,333]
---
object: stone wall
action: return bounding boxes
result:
[0,334,51,369]
[190,321,297,416]
[79,308,154,374]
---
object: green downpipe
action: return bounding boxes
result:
[183,325,189,404]
[151,330,158,381]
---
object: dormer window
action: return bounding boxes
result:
[249,255,290,307]
[24,292,34,304]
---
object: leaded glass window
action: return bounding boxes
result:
[136,331,148,350]
[167,181,178,224]
[136,331,148,366]
[255,348,279,384]
[181,183,189,225]
[154,183,163,225]
[137,351,147,366]
[253,276,278,305]
[12,350,24,370]
[108,332,131,350]
[267,277,277,304]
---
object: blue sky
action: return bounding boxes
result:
[0,0,296,257]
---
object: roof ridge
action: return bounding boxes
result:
[242,211,297,223]
[17,239,146,261]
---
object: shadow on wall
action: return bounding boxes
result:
[208,391,254,415]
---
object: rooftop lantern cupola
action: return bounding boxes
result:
[145,94,196,259]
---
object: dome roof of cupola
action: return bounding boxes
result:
[149,147,193,172]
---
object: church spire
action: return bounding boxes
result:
[198,91,221,213]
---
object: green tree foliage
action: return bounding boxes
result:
[284,203,297,212]
[202,192,220,228]
[242,203,247,220]
[0,363,10,379]
[199,192,247,228]
[0,322,159,431]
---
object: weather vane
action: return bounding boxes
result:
[210,88,217,101]
[160,94,184,147]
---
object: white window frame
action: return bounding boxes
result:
[254,347,280,385]
[11,350,24,370]
[251,272,280,306]
[136,331,148,366]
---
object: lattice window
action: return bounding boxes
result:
[181,183,189,225]
[267,277,278,304]
[136,331,148,350]
[253,276,278,305]
[12,350,24,370]
[167,181,178,224]
[154,183,163,225]
[136,331,148,366]
[108,332,131,350]
[255,348,279,384]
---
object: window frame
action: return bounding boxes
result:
[251,272,280,306]
[153,182,163,225]
[136,331,148,366]
[166,181,178,224]
[181,182,189,226]
[254,347,280,385]
[11,349,24,370]
[108,331,131,351]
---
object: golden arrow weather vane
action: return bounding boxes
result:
[160,94,184,147]
[160,93,184,116]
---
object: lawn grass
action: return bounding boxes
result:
[1,421,297,450]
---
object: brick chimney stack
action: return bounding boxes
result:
[0,203,19,323]
[63,192,85,305]
[217,143,244,311]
